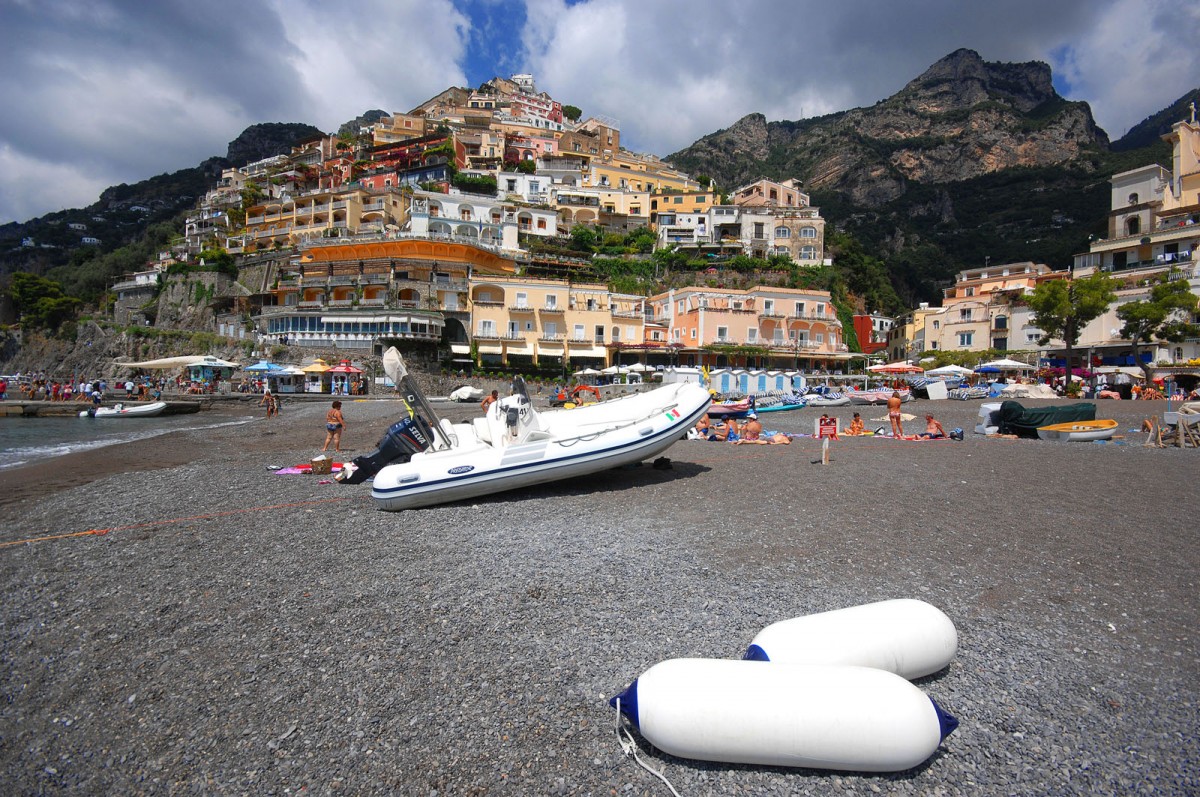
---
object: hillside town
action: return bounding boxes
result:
[79,76,1200,385]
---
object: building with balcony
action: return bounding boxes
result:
[468,277,631,369]
[254,235,522,352]
[647,286,848,369]
[655,203,826,263]
[233,187,408,253]
[927,262,1052,354]
[409,188,556,249]
[1067,113,1200,368]
[852,313,894,354]
[731,178,809,209]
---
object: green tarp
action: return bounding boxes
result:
[997,401,1096,438]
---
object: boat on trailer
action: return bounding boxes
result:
[341,349,711,511]
[1036,419,1119,442]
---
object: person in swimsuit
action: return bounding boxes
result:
[887,391,904,437]
[918,414,946,439]
[323,400,346,452]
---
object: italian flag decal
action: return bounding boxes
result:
[665,408,681,421]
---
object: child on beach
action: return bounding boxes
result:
[323,401,346,453]
[259,389,278,419]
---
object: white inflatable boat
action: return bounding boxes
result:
[344,350,711,511]
[79,401,167,418]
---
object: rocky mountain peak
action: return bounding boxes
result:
[897,48,1057,113]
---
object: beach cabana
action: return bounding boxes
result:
[302,358,331,393]
[327,360,364,395]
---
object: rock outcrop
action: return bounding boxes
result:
[668,49,1110,206]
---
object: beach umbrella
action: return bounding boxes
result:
[868,361,924,374]
[979,358,1035,371]
[627,362,649,372]
[926,364,974,377]
[575,367,601,375]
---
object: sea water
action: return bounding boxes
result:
[0,414,256,470]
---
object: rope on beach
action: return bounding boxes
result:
[614,698,682,797]
[0,496,363,550]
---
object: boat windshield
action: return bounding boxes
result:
[511,375,531,404]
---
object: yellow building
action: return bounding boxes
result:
[469,276,642,369]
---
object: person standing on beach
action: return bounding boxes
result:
[323,401,346,452]
[887,391,905,437]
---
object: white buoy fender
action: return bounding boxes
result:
[744,599,958,680]
[610,659,957,772]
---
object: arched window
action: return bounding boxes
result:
[1128,193,1139,205]
[800,245,816,260]
[774,226,790,238]
[799,226,817,238]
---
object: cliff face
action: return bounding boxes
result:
[669,49,1110,206]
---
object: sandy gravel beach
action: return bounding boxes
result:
[1,395,1196,795]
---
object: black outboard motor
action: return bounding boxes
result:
[339,414,433,484]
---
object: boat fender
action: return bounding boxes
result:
[743,598,958,680]
[610,659,958,772]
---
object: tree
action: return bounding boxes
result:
[1026,272,1117,380]
[562,105,582,122]
[6,272,82,330]
[1116,277,1200,380]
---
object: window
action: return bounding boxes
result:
[814,303,824,316]
[545,294,558,309]
[774,226,790,238]
[965,287,975,297]
[717,326,729,340]
[932,320,940,330]
[507,321,519,337]
[794,301,805,316]
[994,315,1008,330]
[960,308,972,321]
[800,245,816,259]
[1126,216,1140,236]
[764,299,775,315]
[612,326,621,341]
[958,332,974,346]
[479,319,496,336]
[544,322,557,337]
[516,292,528,308]
[573,324,585,339]
[815,333,824,344]
[537,218,546,229]
[747,329,758,342]
[594,325,605,342]
[1128,192,1139,205]
[753,222,765,239]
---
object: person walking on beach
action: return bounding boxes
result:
[259,389,278,419]
[481,390,499,413]
[323,400,346,452]
[887,391,905,437]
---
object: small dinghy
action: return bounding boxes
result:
[80,401,167,419]
[1036,418,1119,442]
[806,392,851,407]
[341,348,711,510]
[448,385,484,402]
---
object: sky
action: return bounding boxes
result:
[1,0,1198,226]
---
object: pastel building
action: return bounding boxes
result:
[1069,113,1200,367]
[469,276,641,369]
[647,286,847,369]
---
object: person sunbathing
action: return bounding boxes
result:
[918,414,946,439]
[845,412,866,435]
